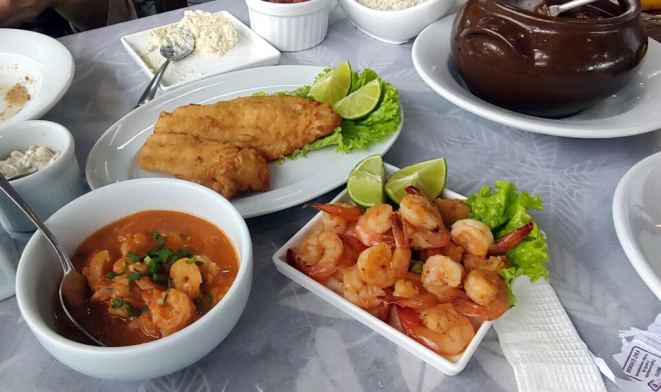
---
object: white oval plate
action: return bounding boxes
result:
[412,15,661,139]
[86,65,402,218]
[0,29,74,129]
[272,163,492,376]
[613,151,661,300]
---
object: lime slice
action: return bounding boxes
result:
[333,79,382,120]
[385,158,448,204]
[348,155,385,209]
[307,61,352,105]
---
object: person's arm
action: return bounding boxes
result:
[0,0,109,30]
[52,0,109,31]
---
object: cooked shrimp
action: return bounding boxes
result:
[488,221,534,255]
[82,250,112,292]
[451,219,494,257]
[197,255,222,286]
[146,288,196,337]
[356,212,411,288]
[450,270,511,321]
[366,302,392,321]
[400,187,443,231]
[331,234,367,281]
[463,254,509,273]
[421,255,464,301]
[439,242,464,263]
[342,265,385,309]
[434,198,471,226]
[119,233,149,256]
[170,258,203,299]
[292,229,344,281]
[406,223,451,249]
[396,304,475,355]
[306,203,363,234]
[354,204,393,246]
[385,273,439,310]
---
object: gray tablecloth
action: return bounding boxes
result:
[2,1,660,391]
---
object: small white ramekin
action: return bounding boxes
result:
[0,121,85,232]
[338,0,456,44]
[245,0,334,52]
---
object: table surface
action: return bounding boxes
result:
[2,1,661,391]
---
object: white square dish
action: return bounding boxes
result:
[120,11,281,92]
[272,163,493,376]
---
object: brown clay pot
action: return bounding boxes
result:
[451,0,648,118]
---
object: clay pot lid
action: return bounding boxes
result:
[487,0,640,29]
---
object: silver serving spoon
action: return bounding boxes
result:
[549,0,600,16]
[0,174,104,346]
[135,28,196,109]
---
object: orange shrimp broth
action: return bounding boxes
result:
[53,210,239,346]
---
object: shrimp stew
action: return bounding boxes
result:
[54,210,239,346]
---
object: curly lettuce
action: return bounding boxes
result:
[254,67,401,161]
[465,181,549,302]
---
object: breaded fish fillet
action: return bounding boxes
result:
[154,95,342,161]
[138,133,270,199]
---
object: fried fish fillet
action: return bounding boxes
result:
[154,95,342,161]
[138,133,270,199]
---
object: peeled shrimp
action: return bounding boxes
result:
[354,204,393,246]
[421,255,464,301]
[385,273,439,310]
[356,212,411,288]
[462,254,509,273]
[400,187,450,249]
[451,219,494,257]
[170,258,203,300]
[291,229,344,282]
[396,304,475,355]
[450,270,511,321]
[434,198,471,226]
[146,288,196,337]
[306,203,363,234]
[342,264,385,309]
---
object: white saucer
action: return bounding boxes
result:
[0,29,74,129]
[412,14,661,139]
[613,151,661,301]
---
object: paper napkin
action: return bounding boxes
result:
[493,276,607,392]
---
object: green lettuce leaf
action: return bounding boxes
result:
[255,66,401,160]
[464,181,548,303]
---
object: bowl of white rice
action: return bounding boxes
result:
[338,0,456,44]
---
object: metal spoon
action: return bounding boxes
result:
[0,174,104,346]
[549,0,600,16]
[135,28,196,109]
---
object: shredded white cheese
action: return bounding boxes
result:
[356,0,427,10]
[0,145,58,179]
[149,10,238,56]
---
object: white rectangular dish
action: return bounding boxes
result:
[271,163,492,375]
[120,11,281,92]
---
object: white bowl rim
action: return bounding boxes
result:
[339,0,444,16]
[612,151,661,301]
[0,120,75,186]
[16,177,253,354]
[245,0,331,15]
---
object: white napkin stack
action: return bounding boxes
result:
[494,276,607,392]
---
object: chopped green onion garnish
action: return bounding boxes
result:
[186,256,197,265]
[410,260,424,274]
[126,252,142,262]
[106,261,129,279]
[127,271,142,290]
[150,230,165,253]
[110,299,148,317]
[162,279,172,307]
[195,260,204,266]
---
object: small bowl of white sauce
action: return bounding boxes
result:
[0,120,85,232]
[337,0,456,44]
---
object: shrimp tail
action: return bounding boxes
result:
[338,233,368,253]
[396,306,444,353]
[488,221,534,255]
[367,301,392,321]
[448,291,484,317]
[304,203,363,221]
[286,249,312,275]
[391,212,409,249]
[384,292,439,310]
[405,186,425,197]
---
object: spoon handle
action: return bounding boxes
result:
[0,175,73,273]
[549,0,599,16]
[135,58,172,109]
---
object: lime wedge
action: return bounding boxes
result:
[385,158,448,204]
[348,155,385,209]
[333,79,382,120]
[307,61,352,105]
